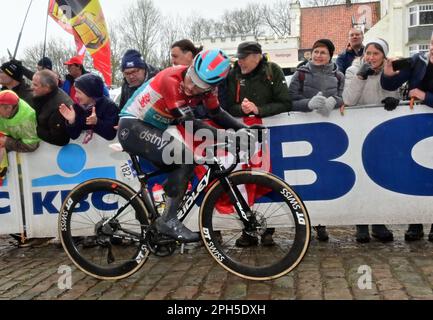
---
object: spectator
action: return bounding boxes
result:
[226,41,291,118]
[225,41,291,247]
[336,28,365,74]
[59,73,119,143]
[297,50,312,68]
[288,39,344,115]
[22,56,53,81]
[343,38,397,243]
[0,90,39,153]
[381,31,433,242]
[0,90,51,247]
[0,60,33,105]
[62,56,87,103]
[288,39,345,241]
[170,40,210,118]
[119,49,159,109]
[62,56,109,104]
[31,70,72,146]
[170,39,203,66]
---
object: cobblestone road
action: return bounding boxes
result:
[1,225,433,300]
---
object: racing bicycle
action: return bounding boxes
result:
[58,128,311,281]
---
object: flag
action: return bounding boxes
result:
[48,0,112,86]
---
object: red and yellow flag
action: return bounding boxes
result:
[48,0,112,86]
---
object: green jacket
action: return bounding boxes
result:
[0,99,40,152]
[226,59,291,117]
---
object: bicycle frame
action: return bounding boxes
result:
[102,150,256,235]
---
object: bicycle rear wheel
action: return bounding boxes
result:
[200,170,310,280]
[59,178,150,280]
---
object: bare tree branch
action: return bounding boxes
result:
[21,38,76,75]
[117,0,161,62]
[157,15,189,68]
[187,17,216,42]
[108,21,123,87]
[221,4,265,37]
[262,1,293,37]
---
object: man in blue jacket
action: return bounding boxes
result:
[381,32,433,241]
[336,28,364,74]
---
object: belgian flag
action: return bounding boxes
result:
[48,0,112,86]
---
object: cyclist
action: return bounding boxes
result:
[118,49,252,243]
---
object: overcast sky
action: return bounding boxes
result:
[1,0,278,59]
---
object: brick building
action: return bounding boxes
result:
[300,1,380,58]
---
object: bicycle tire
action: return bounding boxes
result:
[200,170,310,280]
[59,178,150,280]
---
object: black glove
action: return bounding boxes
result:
[357,62,375,80]
[381,97,400,111]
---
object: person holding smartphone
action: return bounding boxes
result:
[381,33,433,109]
[381,32,433,242]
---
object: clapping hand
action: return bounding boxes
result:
[59,104,76,124]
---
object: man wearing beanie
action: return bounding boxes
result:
[119,49,159,109]
[0,60,34,105]
[59,73,119,143]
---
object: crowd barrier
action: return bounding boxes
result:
[1,103,433,237]
[0,152,23,234]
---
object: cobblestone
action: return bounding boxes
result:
[0,225,432,300]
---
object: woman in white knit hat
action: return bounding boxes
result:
[342,38,399,243]
[343,38,400,110]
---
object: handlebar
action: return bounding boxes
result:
[213,127,268,176]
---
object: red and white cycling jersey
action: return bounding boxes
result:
[120,65,219,129]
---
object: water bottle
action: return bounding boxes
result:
[152,183,166,214]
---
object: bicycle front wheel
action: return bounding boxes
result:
[200,170,310,280]
[59,178,150,280]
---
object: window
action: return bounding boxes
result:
[409,44,429,56]
[409,4,433,26]
[409,6,418,26]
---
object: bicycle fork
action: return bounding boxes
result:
[219,176,257,233]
